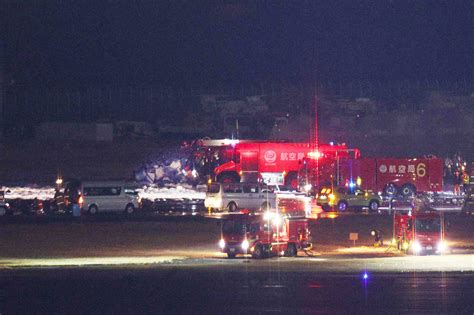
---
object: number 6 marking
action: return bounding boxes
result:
[416,163,426,177]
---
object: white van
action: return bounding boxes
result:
[205,182,276,212]
[79,181,140,214]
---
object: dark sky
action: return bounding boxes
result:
[1,1,472,88]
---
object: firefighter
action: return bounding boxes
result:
[53,188,65,212]
[462,171,470,193]
[453,170,461,195]
[67,185,81,217]
[370,229,384,247]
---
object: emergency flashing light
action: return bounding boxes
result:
[356,177,362,186]
[223,138,240,146]
[55,177,63,185]
[207,178,212,185]
[363,272,368,280]
[219,239,225,249]
[437,241,448,253]
[308,151,321,159]
[402,242,410,251]
[264,211,272,221]
[241,239,249,251]
[272,215,282,226]
[349,182,356,188]
[413,241,422,253]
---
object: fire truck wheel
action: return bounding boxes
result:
[337,201,348,212]
[383,183,398,197]
[227,202,238,212]
[227,252,236,259]
[285,243,297,257]
[252,244,264,259]
[88,205,98,215]
[368,200,379,212]
[400,184,416,197]
[125,203,135,214]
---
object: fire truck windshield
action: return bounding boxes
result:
[222,220,248,235]
[222,220,259,235]
[415,218,441,232]
[189,147,234,175]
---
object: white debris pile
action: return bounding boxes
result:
[1,186,56,200]
[134,143,195,186]
[135,159,187,185]
[137,185,206,200]
[0,184,206,201]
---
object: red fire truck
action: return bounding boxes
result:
[336,157,444,196]
[219,211,311,258]
[393,211,448,255]
[184,139,358,189]
[185,139,444,196]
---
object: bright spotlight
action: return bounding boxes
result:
[241,239,249,250]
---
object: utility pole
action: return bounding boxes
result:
[310,87,320,189]
[0,39,4,137]
[314,91,319,189]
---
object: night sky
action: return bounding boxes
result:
[1,1,472,88]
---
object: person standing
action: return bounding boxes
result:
[462,171,470,193]
[453,171,461,195]
[69,187,81,217]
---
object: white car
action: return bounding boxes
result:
[77,181,140,214]
[205,182,276,212]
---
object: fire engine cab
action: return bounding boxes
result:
[219,211,311,258]
[393,210,449,255]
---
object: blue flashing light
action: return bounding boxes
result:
[349,182,356,188]
[363,272,368,280]
[329,141,334,146]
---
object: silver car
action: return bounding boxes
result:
[80,181,140,214]
[205,182,276,212]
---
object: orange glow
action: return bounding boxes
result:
[324,212,338,219]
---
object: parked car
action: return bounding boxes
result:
[205,182,276,212]
[6,198,43,216]
[316,186,382,212]
[65,181,140,214]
